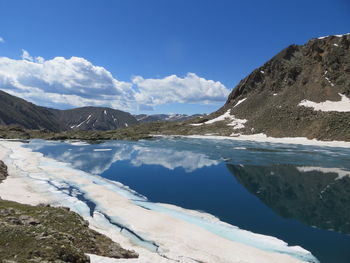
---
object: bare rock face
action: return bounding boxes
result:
[0,160,8,183]
[219,33,350,141]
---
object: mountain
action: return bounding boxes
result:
[0,90,137,131]
[0,90,61,131]
[50,107,138,131]
[135,113,203,123]
[191,33,350,141]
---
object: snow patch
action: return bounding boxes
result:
[190,110,247,130]
[318,33,350,39]
[324,76,334,87]
[296,166,350,180]
[76,115,92,128]
[234,98,247,108]
[227,116,247,130]
[298,93,350,112]
[125,123,128,127]
[93,149,113,152]
[104,110,107,115]
[164,133,350,148]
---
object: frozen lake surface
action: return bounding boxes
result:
[24,138,350,263]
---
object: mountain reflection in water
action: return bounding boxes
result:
[25,138,350,263]
[227,164,350,235]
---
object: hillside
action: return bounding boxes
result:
[0,90,62,131]
[190,33,350,141]
[51,107,138,131]
[135,113,203,123]
[0,90,138,131]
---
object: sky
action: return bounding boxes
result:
[0,0,349,114]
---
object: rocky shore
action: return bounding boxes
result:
[0,160,138,263]
[0,160,7,183]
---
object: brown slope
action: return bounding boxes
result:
[215,34,350,140]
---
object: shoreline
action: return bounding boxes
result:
[0,140,319,263]
[152,133,350,148]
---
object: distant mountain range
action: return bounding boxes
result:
[0,89,203,132]
[1,33,350,140]
[0,90,137,131]
[134,113,203,123]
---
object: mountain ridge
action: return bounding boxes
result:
[190,33,350,141]
[0,90,137,131]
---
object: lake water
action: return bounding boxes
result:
[24,137,350,263]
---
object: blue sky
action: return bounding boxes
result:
[0,0,349,114]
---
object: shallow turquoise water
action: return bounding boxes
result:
[25,138,350,263]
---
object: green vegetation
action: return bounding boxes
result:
[0,200,138,263]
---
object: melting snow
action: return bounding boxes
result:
[298,93,350,112]
[93,149,113,152]
[296,166,350,180]
[0,141,319,263]
[260,70,265,74]
[104,110,107,115]
[318,33,350,39]
[333,43,339,47]
[125,123,128,127]
[234,98,247,108]
[324,76,334,87]
[205,110,232,124]
[191,110,247,130]
[76,115,92,128]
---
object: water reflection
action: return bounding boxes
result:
[25,138,350,263]
[27,140,218,175]
[227,164,350,235]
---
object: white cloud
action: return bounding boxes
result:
[0,50,231,112]
[133,73,230,106]
[21,49,33,61]
[0,37,4,43]
[0,51,135,110]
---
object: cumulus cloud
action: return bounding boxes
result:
[0,37,4,43]
[0,50,231,111]
[133,73,230,106]
[21,49,33,61]
[0,51,135,110]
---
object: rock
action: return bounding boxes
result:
[0,160,8,183]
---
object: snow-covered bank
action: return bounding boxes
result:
[155,133,350,148]
[0,140,318,263]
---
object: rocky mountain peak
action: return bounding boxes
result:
[209,33,350,140]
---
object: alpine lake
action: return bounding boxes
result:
[24,137,350,263]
